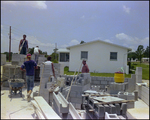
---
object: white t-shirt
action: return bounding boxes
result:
[44,61,53,75]
[34,47,39,54]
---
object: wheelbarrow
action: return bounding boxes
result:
[8,79,25,98]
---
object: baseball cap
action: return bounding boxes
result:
[26,53,31,58]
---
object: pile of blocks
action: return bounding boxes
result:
[118,91,135,109]
[62,73,91,109]
[106,82,128,94]
[87,96,127,119]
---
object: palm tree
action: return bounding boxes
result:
[135,45,145,63]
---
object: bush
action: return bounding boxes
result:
[53,59,58,63]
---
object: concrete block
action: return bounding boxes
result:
[70,91,77,97]
[97,77,105,80]
[126,93,135,100]
[100,85,105,89]
[133,90,138,101]
[136,67,142,76]
[100,80,107,85]
[136,75,142,83]
[121,103,127,115]
[98,105,105,118]
[104,105,110,114]
[1,54,6,65]
[75,104,81,109]
[109,104,116,114]
[71,85,82,92]
[115,103,120,115]
[127,102,134,109]
[92,80,100,85]
[70,97,82,104]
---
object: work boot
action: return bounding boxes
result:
[27,96,31,102]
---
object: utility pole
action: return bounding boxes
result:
[9,26,11,62]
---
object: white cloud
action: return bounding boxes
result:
[123,5,130,14]
[104,39,113,43]
[60,39,80,48]
[2,1,47,9]
[115,33,149,50]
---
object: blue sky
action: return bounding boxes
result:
[1,1,149,54]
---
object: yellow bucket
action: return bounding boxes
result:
[114,73,125,83]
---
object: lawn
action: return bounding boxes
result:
[64,67,131,78]
[131,62,149,80]
[64,62,149,80]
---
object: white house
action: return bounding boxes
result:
[56,48,70,67]
[66,40,132,74]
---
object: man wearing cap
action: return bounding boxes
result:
[82,60,89,73]
[20,53,38,102]
[19,34,28,55]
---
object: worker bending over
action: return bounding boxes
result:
[20,54,38,102]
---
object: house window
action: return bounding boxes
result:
[110,52,117,60]
[81,51,88,59]
[60,53,69,62]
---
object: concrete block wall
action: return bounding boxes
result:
[141,86,149,106]
[1,54,6,65]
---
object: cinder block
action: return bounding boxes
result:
[100,85,105,89]
[136,67,142,76]
[100,80,107,85]
[93,80,100,85]
[75,104,81,109]
[121,103,127,115]
[70,97,82,104]
[70,91,77,97]
[71,85,82,92]
[109,104,116,114]
[126,93,135,100]
[115,103,120,115]
[97,77,105,80]
[98,105,105,118]
[127,102,134,109]
[104,105,110,113]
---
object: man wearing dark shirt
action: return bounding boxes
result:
[19,34,28,55]
[20,53,38,102]
[82,60,89,73]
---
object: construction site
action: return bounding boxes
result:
[1,53,149,119]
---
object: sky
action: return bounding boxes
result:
[1,1,149,55]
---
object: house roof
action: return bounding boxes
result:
[56,48,70,53]
[66,40,132,51]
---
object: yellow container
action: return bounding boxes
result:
[114,73,125,83]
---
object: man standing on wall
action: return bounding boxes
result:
[82,60,89,73]
[34,46,40,64]
[19,34,28,55]
[20,53,38,102]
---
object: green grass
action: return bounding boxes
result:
[64,66,131,78]
[131,62,149,80]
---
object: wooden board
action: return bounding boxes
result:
[34,96,61,119]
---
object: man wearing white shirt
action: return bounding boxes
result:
[34,46,40,64]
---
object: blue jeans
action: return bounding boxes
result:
[26,75,34,91]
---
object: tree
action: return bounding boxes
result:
[80,40,85,44]
[128,52,137,60]
[28,47,34,55]
[143,46,149,58]
[135,45,145,63]
[50,52,58,62]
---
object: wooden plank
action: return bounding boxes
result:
[34,96,61,119]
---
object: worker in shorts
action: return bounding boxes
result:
[20,54,38,102]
